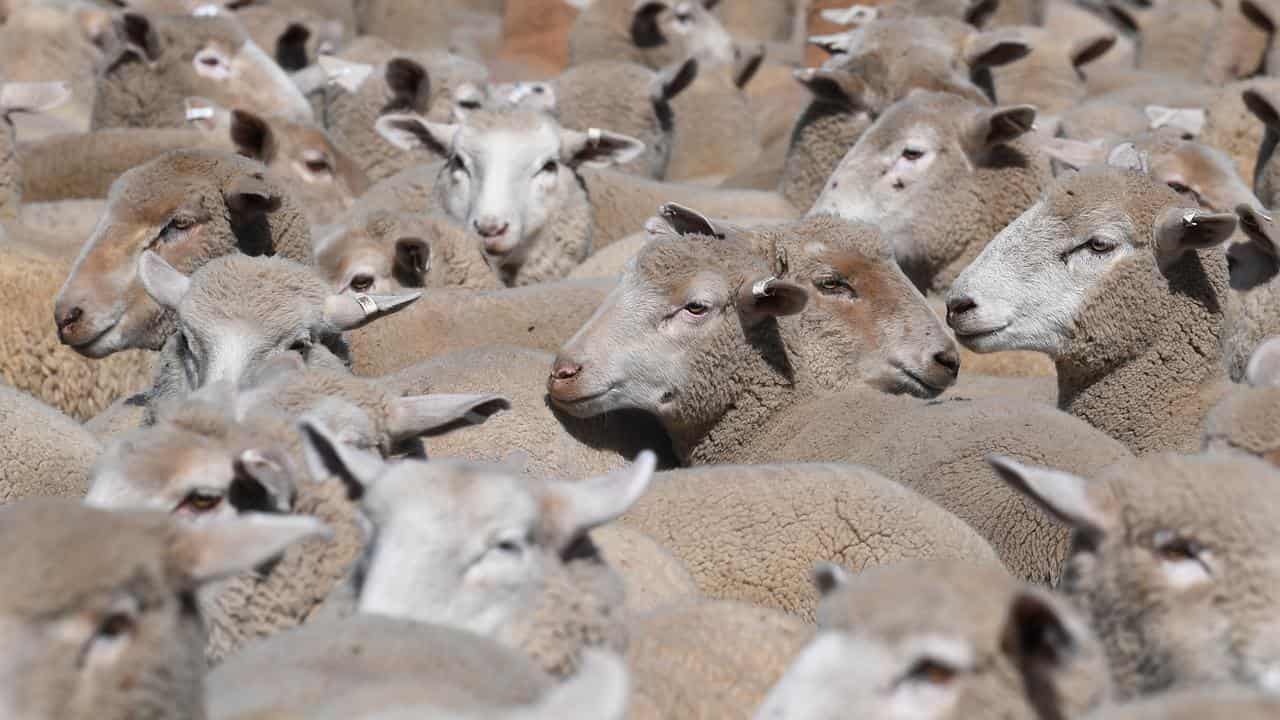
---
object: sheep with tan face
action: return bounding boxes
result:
[568,0,738,70]
[991,451,1280,698]
[947,147,1236,454]
[376,108,643,286]
[810,90,1050,293]
[54,150,312,359]
[755,559,1110,720]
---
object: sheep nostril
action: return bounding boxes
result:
[946,296,977,319]
[933,349,960,377]
[57,306,83,330]
[551,360,582,381]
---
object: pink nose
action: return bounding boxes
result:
[474,219,509,239]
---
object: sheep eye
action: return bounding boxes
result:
[815,276,854,296]
[305,157,332,174]
[901,147,925,161]
[540,159,558,175]
[1084,237,1114,254]
[448,156,467,174]
[496,539,522,554]
[1154,532,1204,563]
[349,274,374,292]
[1167,181,1191,195]
[904,659,957,686]
[683,301,710,316]
[178,490,223,514]
[96,612,135,640]
[288,337,312,353]
[199,55,222,68]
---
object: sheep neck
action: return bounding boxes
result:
[0,121,19,220]
[1054,256,1228,454]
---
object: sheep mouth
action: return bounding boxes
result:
[63,320,120,358]
[893,367,947,399]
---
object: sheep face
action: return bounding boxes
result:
[301,423,653,641]
[0,499,324,720]
[548,233,806,421]
[992,453,1280,698]
[629,0,735,69]
[946,161,1235,358]
[810,91,1038,289]
[755,561,1108,720]
[375,109,642,276]
[54,151,296,357]
[135,253,418,391]
[97,13,312,126]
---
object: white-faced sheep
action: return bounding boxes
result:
[54,149,313,359]
[90,11,311,129]
[755,559,1110,720]
[568,0,738,70]
[299,418,657,678]
[810,90,1050,294]
[991,451,1280,699]
[312,208,501,294]
[947,147,1235,454]
[0,80,69,219]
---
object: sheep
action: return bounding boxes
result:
[208,619,631,720]
[1203,336,1280,465]
[492,0,580,78]
[989,25,1118,120]
[665,60,766,183]
[0,497,327,720]
[347,278,618,377]
[1243,84,1280,208]
[0,385,100,504]
[0,80,69,219]
[0,242,155,421]
[627,599,813,720]
[781,15,1031,210]
[90,11,312,129]
[568,230,649,278]
[755,559,1111,720]
[356,0,501,59]
[618,463,1000,619]
[312,208,501,294]
[990,451,1280,699]
[1083,687,1280,720]
[568,0,737,70]
[591,524,700,614]
[1106,0,1271,85]
[298,418,657,678]
[947,148,1236,454]
[0,2,106,138]
[549,209,1131,582]
[134,251,420,411]
[54,149,313,359]
[316,47,488,182]
[810,90,1051,294]
[233,3,345,73]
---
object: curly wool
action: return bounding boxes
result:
[591,524,699,615]
[553,60,676,179]
[0,385,100,504]
[665,68,762,183]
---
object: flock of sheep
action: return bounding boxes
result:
[6,0,1280,717]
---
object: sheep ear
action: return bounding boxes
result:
[224,173,283,219]
[231,448,296,513]
[657,202,725,238]
[1145,105,1205,138]
[317,55,374,92]
[0,82,70,116]
[1106,2,1145,34]
[1236,203,1280,258]
[1153,207,1237,271]
[394,236,432,281]
[733,43,765,89]
[740,275,808,320]
[229,109,275,161]
[169,513,330,586]
[963,0,998,27]
[808,32,852,56]
[138,251,191,310]
[561,128,646,169]
[1069,32,1116,71]
[1244,87,1280,130]
[794,67,866,108]
[819,4,877,26]
[297,418,384,499]
[375,113,456,156]
[631,0,672,49]
[987,455,1112,543]
[1105,142,1149,174]
[812,562,850,597]
[964,29,1031,69]
[1001,589,1083,681]
[386,393,511,440]
[543,450,657,550]
[971,104,1036,149]
[274,23,310,72]
[1246,337,1280,388]
[1242,0,1278,32]
[1037,137,1107,171]
[654,57,698,101]
[322,290,421,331]
[384,57,429,112]
[114,12,162,64]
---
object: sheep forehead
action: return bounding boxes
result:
[181,255,329,328]
[98,431,232,500]
[785,214,894,261]
[161,13,249,51]
[819,561,1018,646]
[0,502,173,612]
[367,464,540,538]
[111,150,262,221]
[1044,168,1172,246]
[865,94,971,147]
[632,235,765,290]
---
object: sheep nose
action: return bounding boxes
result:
[933,348,960,378]
[56,305,83,332]
[474,219,509,239]
[946,295,977,321]
[551,359,582,381]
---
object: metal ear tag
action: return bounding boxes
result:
[353,293,378,315]
[752,276,777,299]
